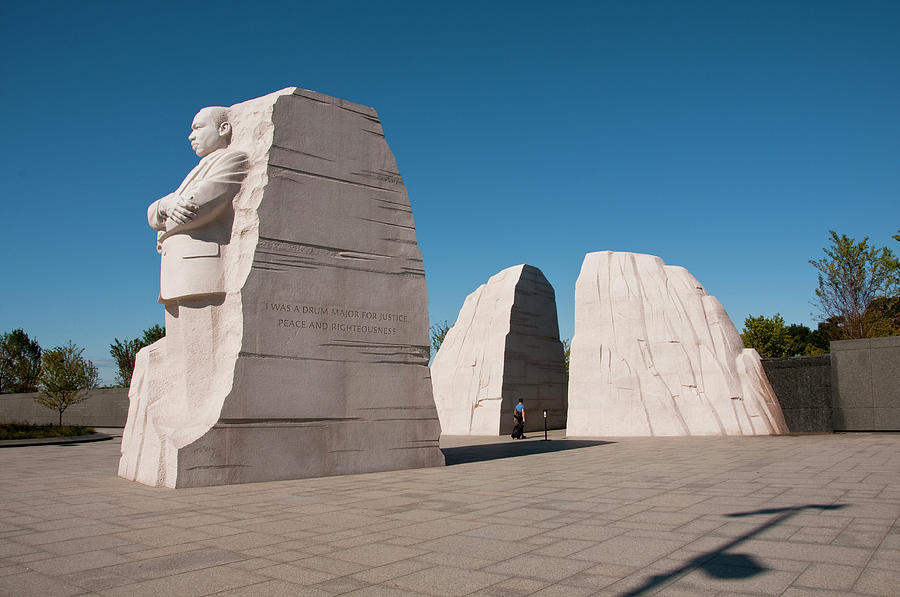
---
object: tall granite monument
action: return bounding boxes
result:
[119,88,444,487]
[431,265,568,435]
[568,251,788,437]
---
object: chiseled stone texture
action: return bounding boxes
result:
[431,264,567,435]
[568,251,788,437]
[119,88,443,487]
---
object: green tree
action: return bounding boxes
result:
[109,324,165,387]
[863,296,900,338]
[35,342,99,425]
[561,338,571,374]
[109,338,142,387]
[141,324,165,345]
[785,323,830,356]
[810,231,900,340]
[741,314,792,358]
[430,320,451,359]
[0,329,42,393]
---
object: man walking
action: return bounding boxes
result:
[512,398,526,439]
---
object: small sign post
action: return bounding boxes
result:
[543,410,548,441]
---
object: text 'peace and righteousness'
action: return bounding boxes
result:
[264,302,409,337]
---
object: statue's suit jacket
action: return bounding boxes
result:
[148,149,249,303]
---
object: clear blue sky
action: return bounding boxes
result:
[2,1,898,384]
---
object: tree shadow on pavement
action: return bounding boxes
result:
[620,503,847,596]
[441,440,613,465]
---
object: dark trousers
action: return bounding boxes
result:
[512,418,524,438]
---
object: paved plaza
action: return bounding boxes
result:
[1,431,899,596]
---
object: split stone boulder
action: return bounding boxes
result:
[431,264,568,435]
[568,251,788,437]
[119,88,444,487]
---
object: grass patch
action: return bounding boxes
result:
[0,422,96,440]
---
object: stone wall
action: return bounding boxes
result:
[831,336,900,431]
[761,356,832,433]
[0,388,129,427]
[762,337,900,433]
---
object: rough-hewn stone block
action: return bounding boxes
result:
[431,264,567,435]
[119,89,443,487]
[568,251,788,436]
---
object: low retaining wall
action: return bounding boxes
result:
[831,336,900,431]
[761,355,832,433]
[0,388,129,427]
[762,336,900,433]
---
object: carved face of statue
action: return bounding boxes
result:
[188,109,230,157]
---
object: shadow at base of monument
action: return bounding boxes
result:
[441,440,613,466]
[619,503,847,596]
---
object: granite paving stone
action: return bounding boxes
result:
[24,548,133,575]
[99,566,267,597]
[228,557,278,571]
[866,546,900,570]
[255,563,338,585]
[480,576,551,594]
[38,534,134,556]
[382,536,425,547]
[570,534,685,566]
[651,581,722,596]
[673,564,802,593]
[101,547,245,581]
[58,567,135,592]
[112,541,210,561]
[412,550,488,570]
[412,533,537,562]
[458,522,544,541]
[1,429,900,595]
[113,525,216,548]
[482,553,595,581]
[384,565,508,596]
[342,585,424,597]
[293,554,369,576]
[852,566,900,595]
[0,570,89,597]
[6,550,55,564]
[544,521,628,541]
[349,559,435,584]
[527,584,595,597]
[725,537,874,565]
[314,575,371,594]
[328,543,426,568]
[795,562,863,591]
[527,538,598,557]
[213,580,333,597]
[558,571,620,590]
[390,518,485,540]
[0,540,39,559]
[0,563,29,578]
[782,587,858,597]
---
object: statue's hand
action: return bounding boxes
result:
[168,197,199,226]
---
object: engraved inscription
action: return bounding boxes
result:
[264,301,409,337]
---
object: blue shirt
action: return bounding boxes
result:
[515,403,524,415]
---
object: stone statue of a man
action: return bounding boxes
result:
[147,107,249,302]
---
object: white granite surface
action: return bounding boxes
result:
[567,251,788,437]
